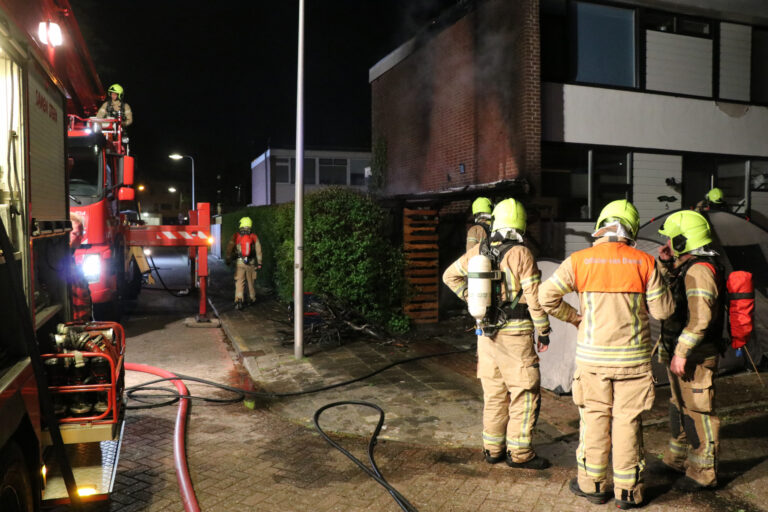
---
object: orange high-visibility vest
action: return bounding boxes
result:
[571,242,655,293]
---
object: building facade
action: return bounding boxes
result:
[250,148,371,206]
[370,0,768,259]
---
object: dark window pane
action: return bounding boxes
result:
[541,0,569,82]
[678,18,710,36]
[643,11,675,32]
[574,2,636,87]
[273,159,290,183]
[350,159,368,186]
[319,160,347,185]
[290,158,316,184]
[541,145,589,219]
[593,150,630,207]
[752,29,768,103]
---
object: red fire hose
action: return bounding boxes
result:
[125,363,200,512]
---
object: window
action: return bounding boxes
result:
[319,158,348,185]
[273,158,290,183]
[541,145,589,219]
[350,159,369,186]
[541,0,569,82]
[752,29,768,103]
[542,145,631,220]
[573,2,636,87]
[290,158,316,185]
[592,150,631,207]
[644,11,711,37]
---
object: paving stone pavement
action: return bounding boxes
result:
[94,252,768,511]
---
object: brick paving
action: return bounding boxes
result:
[96,253,768,511]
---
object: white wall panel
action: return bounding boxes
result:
[646,31,712,97]
[564,222,594,257]
[719,23,752,101]
[632,153,682,224]
[542,82,768,157]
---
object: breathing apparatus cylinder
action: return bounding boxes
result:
[467,253,494,335]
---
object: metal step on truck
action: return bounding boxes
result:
[0,1,126,509]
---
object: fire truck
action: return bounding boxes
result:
[0,0,125,508]
[68,110,146,320]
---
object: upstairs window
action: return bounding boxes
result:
[752,28,768,104]
[573,2,636,88]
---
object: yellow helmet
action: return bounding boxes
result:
[706,187,724,204]
[108,83,124,99]
[472,197,493,216]
[491,198,526,233]
[238,217,252,229]
[658,210,712,256]
[595,199,640,239]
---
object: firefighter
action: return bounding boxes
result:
[539,199,674,509]
[97,83,133,126]
[69,214,92,322]
[466,197,493,251]
[225,217,262,310]
[656,210,722,491]
[443,198,552,469]
[695,187,729,212]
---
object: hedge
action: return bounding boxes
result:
[221,187,409,333]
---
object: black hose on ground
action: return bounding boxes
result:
[126,347,473,509]
[313,401,418,512]
[145,253,190,297]
[125,345,474,407]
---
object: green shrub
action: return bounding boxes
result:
[223,188,408,332]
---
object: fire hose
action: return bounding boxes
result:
[125,346,474,512]
[124,363,199,512]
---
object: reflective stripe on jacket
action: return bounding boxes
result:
[539,238,674,369]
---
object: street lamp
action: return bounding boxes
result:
[168,186,177,193]
[169,153,195,208]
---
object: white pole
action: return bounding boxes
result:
[189,155,196,209]
[294,0,305,360]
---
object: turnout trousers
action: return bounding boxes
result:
[663,357,719,487]
[477,333,541,463]
[572,366,655,503]
[234,260,256,302]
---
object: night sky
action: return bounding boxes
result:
[67,0,457,208]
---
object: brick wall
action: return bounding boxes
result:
[371,0,541,198]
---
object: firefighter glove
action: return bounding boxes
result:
[538,335,550,346]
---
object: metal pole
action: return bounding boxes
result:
[745,160,752,216]
[294,0,305,360]
[587,149,594,219]
[189,155,196,209]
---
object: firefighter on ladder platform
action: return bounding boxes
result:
[226,217,263,310]
[97,83,133,126]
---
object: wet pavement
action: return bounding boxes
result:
[102,248,768,511]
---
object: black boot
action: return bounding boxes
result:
[505,453,550,470]
[483,449,505,464]
[568,478,611,504]
[235,300,244,310]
